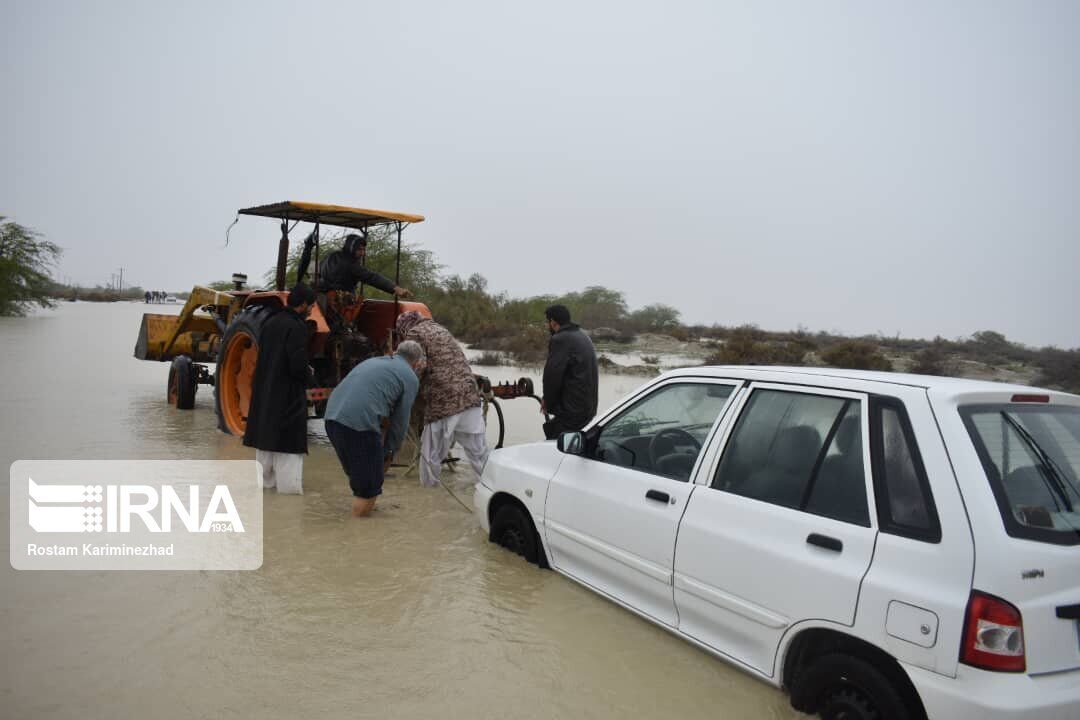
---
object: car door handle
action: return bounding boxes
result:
[807,533,843,553]
[645,489,670,503]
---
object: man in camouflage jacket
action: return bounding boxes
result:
[395,312,489,487]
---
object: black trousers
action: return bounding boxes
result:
[543,415,589,440]
[325,420,384,498]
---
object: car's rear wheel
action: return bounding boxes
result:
[791,653,908,720]
[490,504,546,567]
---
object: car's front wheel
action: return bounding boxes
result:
[791,653,909,720]
[490,504,545,567]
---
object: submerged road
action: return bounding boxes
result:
[0,301,800,720]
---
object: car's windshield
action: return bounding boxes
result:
[604,384,730,443]
[960,403,1080,544]
[592,382,735,481]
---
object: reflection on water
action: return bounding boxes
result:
[0,302,799,720]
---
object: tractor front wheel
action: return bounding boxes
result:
[215,305,272,436]
[167,355,197,410]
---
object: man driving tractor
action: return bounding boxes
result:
[316,232,412,298]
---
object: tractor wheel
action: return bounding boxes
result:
[167,355,197,410]
[215,305,273,436]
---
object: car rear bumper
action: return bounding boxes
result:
[907,663,1080,720]
[473,481,494,534]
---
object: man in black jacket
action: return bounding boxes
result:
[242,284,316,494]
[315,233,412,298]
[541,304,599,440]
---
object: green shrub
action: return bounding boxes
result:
[668,326,692,342]
[477,326,550,364]
[706,326,808,366]
[959,330,1033,366]
[1033,347,1080,393]
[821,341,893,371]
[910,338,957,376]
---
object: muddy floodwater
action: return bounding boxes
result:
[1,302,800,720]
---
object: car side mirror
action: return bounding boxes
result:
[557,431,585,455]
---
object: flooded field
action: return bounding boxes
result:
[0,302,801,720]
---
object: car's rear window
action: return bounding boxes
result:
[960,404,1080,545]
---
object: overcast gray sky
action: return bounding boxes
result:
[3,0,1077,348]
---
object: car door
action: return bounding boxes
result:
[674,383,879,675]
[544,379,740,626]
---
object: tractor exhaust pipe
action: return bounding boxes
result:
[275,220,289,291]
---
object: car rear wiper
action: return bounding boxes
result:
[1001,412,1075,513]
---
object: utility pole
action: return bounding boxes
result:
[118,267,123,294]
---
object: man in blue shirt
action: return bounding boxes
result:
[325,341,425,517]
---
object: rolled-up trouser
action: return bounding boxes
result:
[325,420,384,499]
[420,406,490,488]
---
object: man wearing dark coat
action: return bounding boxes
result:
[242,284,316,494]
[315,233,412,298]
[541,304,599,440]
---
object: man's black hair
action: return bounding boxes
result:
[287,283,316,308]
[545,304,571,325]
[343,233,367,255]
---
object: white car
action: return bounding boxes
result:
[474,366,1080,720]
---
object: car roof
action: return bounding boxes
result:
[661,365,1078,403]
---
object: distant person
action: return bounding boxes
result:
[395,311,489,488]
[316,233,412,298]
[242,284,316,494]
[144,290,151,304]
[325,340,424,517]
[541,304,599,440]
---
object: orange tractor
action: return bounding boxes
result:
[134,201,540,449]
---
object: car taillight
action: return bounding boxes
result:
[961,591,1025,672]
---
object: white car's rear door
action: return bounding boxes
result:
[674,383,878,675]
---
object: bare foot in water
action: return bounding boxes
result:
[351,497,377,517]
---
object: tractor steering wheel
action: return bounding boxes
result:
[648,427,701,470]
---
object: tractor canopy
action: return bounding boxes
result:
[238,201,424,292]
[238,201,424,230]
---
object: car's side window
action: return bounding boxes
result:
[712,388,870,526]
[590,382,734,481]
[870,398,941,542]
